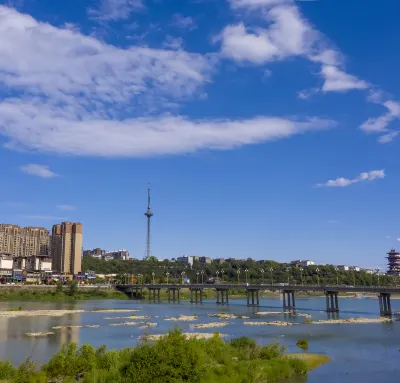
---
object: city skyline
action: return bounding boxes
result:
[1,1,400,270]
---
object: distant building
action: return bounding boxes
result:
[349,266,360,272]
[337,265,349,271]
[291,260,315,267]
[0,253,13,279]
[52,222,83,275]
[214,258,225,264]
[199,256,212,264]
[103,249,130,261]
[83,248,104,259]
[177,255,194,267]
[0,224,50,258]
[387,249,400,276]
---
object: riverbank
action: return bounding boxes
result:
[0,329,329,383]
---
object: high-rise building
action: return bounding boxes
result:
[51,222,83,275]
[0,224,50,257]
[387,249,400,276]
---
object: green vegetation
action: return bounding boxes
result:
[285,354,331,371]
[304,319,313,324]
[6,306,23,312]
[83,256,395,287]
[296,340,309,350]
[0,329,329,383]
[0,286,127,302]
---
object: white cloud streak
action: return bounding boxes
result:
[171,14,197,30]
[315,170,385,188]
[20,164,59,178]
[88,0,144,21]
[0,6,334,157]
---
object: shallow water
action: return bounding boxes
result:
[0,296,399,382]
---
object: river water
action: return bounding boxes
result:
[0,297,399,382]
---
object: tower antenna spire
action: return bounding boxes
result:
[144,183,153,260]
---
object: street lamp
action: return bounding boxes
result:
[260,269,264,285]
[237,269,241,284]
[299,267,303,286]
[221,270,224,283]
[216,271,220,282]
[352,269,356,287]
[334,267,339,286]
[181,271,186,284]
[166,272,169,285]
[196,271,199,284]
[201,270,204,284]
[245,269,249,284]
[269,267,274,286]
[286,267,291,285]
[315,268,320,286]
[376,267,380,286]
[151,272,155,285]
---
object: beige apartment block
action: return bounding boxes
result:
[0,224,50,257]
[52,222,82,275]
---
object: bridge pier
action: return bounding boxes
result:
[378,293,392,316]
[190,288,203,304]
[167,288,181,303]
[216,289,229,305]
[282,290,296,311]
[246,289,260,307]
[325,291,339,312]
[148,288,161,301]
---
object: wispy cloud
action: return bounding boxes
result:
[23,215,66,221]
[20,164,59,178]
[0,6,335,157]
[360,92,400,141]
[219,1,368,93]
[56,205,76,211]
[171,14,197,30]
[88,0,144,21]
[315,170,385,188]
[162,35,184,50]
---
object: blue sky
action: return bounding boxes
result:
[0,0,399,269]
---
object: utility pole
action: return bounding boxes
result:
[144,183,153,260]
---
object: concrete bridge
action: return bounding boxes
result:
[115,283,400,316]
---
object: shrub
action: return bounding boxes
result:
[0,360,15,380]
[260,342,286,360]
[296,339,309,350]
[230,337,260,360]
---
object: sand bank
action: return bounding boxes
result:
[141,332,225,341]
[314,317,392,325]
[0,309,84,318]
[244,321,294,327]
[194,322,228,329]
[25,332,55,337]
[164,315,198,321]
[109,321,140,326]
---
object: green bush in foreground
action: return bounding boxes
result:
[0,330,309,383]
[296,339,309,350]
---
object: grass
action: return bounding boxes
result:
[285,353,331,371]
[296,339,309,350]
[6,306,23,312]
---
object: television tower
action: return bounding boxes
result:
[144,183,153,260]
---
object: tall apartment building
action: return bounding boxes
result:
[51,222,83,275]
[0,224,50,257]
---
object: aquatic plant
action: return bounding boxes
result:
[296,339,309,350]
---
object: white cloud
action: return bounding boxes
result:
[377,131,399,144]
[20,164,59,178]
[2,105,334,156]
[56,205,76,211]
[88,0,144,21]
[221,2,368,94]
[0,6,334,157]
[360,95,400,135]
[397,237,400,242]
[163,35,184,50]
[315,170,385,188]
[171,14,197,30]
[320,65,368,93]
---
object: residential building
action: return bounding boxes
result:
[51,222,83,275]
[83,248,104,258]
[0,224,50,258]
[214,258,225,264]
[103,249,130,261]
[386,249,400,276]
[177,255,194,267]
[0,253,13,279]
[291,260,315,267]
[199,256,212,264]
[349,266,360,272]
[337,265,349,271]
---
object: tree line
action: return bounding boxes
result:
[83,257,395,286]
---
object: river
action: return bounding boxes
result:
[0,296,399,382]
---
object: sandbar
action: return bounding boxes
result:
[244,321,294,326]
[194,322,228,329]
